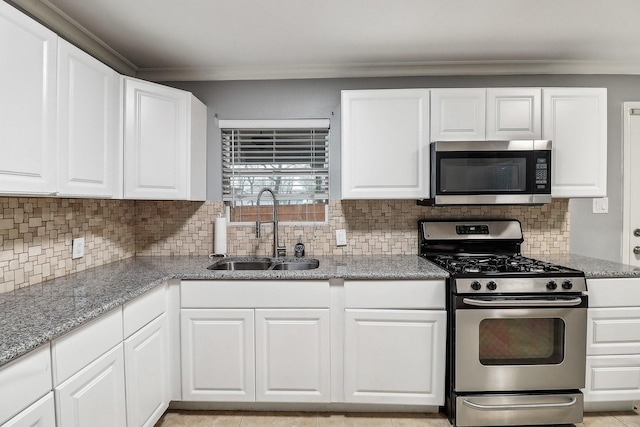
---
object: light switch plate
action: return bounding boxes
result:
[72,237,85,259]
[336,229,347,247]
[592,197,609,214]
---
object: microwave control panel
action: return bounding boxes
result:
[535,156,550,190]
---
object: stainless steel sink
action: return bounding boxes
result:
[207,258,319,271]
[207,258,271,271]
[270,259,320,270]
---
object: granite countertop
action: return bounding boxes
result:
[534,253,640,278]
[0,255,447,367]
[2,252,639,368]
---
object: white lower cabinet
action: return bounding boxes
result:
[55,344,127,427]
[344,309,446,405]
[1,393,55,427]
[180,308,331,403]
[343,280,447,406]
[255,309,331,402]
[180,280,332,403]
[584,278,640,410]
[124,313,170,427]
[585,355,640,403]
[181,309,256,401]
[0,345,53,426]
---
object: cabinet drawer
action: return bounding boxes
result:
[0,345,52,425]
[123,284,166,339]
[587,278,640,307]
[587,307,640,355]
[345,280,445,309]
[1,392,55,427]
[181,280,330,308]
[584,354,640,402]
[52,307,123,385]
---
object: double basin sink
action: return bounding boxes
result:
[208,257,320,271]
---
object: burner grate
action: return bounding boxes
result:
[430,254,570,275]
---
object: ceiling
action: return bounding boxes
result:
[13,0,640,81]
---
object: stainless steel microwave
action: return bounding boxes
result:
[429,140,552,205]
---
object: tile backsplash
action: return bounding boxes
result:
[0,197,136,293]
[1,197,569,294]
[135,199,569,257]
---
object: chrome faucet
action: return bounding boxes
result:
[255,188,286,257]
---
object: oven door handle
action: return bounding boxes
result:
[462,397,578,411]
[462,297,583,307]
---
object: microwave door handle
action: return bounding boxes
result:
[462,397,578,411]
[462,297,583,307]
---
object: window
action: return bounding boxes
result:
[219,119,330,223]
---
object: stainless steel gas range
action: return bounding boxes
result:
[419,219,587,427]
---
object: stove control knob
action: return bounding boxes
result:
[470,281,482,291]
[546,280,558,290]
[562,280,573,290]
[486,281,497,291]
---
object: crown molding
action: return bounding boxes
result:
[137,60,640,82]
[7,0,137,76]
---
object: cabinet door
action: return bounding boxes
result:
[255,309,330,402]
[0,344,52,426]
[543,88,607,197]
[431,88,486,141]
[55,344,126,427]
[584,355,640,402]
[587,307,640,356]
[486,88,541,140]
[124,314,169,427]
[124,77,188,199]
[344,309,446,405]
[1,393,55,427]
[341,89,430,199]
[181,309,255,401]
[0,1,57,195]
[57,39,121,198]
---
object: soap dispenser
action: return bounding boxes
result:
[294,237,305,257]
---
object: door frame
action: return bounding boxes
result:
[622,102,640,264]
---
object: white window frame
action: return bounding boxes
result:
[219,119,330,225]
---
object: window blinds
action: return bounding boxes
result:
[220,122,329,204]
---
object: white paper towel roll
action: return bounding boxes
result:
[214,216,227,255]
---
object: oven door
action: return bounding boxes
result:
[454,295,587,392]
[431,140,551,205]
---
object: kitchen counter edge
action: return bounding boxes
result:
[1,253,639,367]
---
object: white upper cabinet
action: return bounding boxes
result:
[543,88,607,197]
[57,40,122,198]
[341,89,430,199]
[486,88,542,140]
[432,88,542,141]
[430,88,486,141]
[0,1,57,195]
[124,77,207,200]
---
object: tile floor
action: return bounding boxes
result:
[154,405,640,427]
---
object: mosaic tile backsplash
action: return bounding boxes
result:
[0,197,569,293]
[0,197,136,293]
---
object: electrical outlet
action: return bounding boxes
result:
[592,197,609,214]
[336,229,347,247]
[72,237,85,259]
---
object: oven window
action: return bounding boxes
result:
[440,157,527,192]
[479,318,565,365]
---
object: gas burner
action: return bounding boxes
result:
[428,254,577,276]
